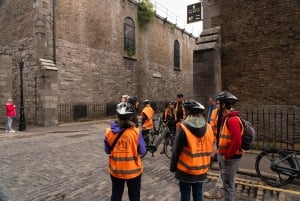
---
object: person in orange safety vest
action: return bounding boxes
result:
[170,99,214,201]
[140,100,155,145]
[216,91,243,201]
[104,102,146,201]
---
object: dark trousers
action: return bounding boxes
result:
[179,181,203,201]
[110,174,142,201]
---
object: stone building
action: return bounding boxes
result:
[195,0,300,144]
[196,0,300,106]
[0,0,196,126]
[0,0,299,130]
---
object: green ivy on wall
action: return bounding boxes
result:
[137,0,155,30]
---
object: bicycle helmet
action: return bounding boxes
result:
[143,99,150,105]
[116,102,134,119]
[216,91,238,105]
[177,93,184,98]
[127,96,137,105]
[183,99,205,115]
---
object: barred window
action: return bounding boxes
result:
[174,40,180,69]
[124,17,135,55]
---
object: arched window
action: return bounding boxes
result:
[124,17,135,55]
[174,40,180,69]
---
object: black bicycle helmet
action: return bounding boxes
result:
[143,99,150,105]
[183,99,205,115]
[177,93,184,98]
[216,91,238,105]
[116,102,134,119]
[127,96,137,105]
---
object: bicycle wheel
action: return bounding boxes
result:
[164,133,174,159]
[255,149,296,187]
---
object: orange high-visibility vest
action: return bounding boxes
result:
[177,123,214,175]
[106,127,143,179]
[209,108,218,138]
[142,105,154,130]
[218,117,244,155]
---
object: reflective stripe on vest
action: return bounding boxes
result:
[177,123,214,175]
[218,117,243,155]
[106,127,143,179]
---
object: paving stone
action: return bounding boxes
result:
[0,121,298,201]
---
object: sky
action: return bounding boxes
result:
[150,0,203,37]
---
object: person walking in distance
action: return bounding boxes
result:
[170,99,214,201]
[215,91,243,201]
[104,102,146,201]
[140,100,155,145]
[5,98,16,133]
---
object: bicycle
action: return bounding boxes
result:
[141,117,176,159]
[255,140,300,187]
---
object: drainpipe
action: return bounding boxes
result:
[52,0,56,64]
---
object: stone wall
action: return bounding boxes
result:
[0,0,196,125]
[202,0,300,106]
[54,0,195,103]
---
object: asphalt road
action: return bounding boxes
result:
[0,120,299,201]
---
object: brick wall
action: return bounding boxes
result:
[204,0,300,106]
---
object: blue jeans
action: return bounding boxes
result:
[6,117,12,131]
[110,174,141,201]
[218,156,241,201]
[179,181,203,201]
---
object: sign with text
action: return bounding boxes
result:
[187,2,202,24]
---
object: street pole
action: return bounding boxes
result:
[19,60,26,131]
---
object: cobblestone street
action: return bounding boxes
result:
[0,120,299,201]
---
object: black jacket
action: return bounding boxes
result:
[170,115,208,183]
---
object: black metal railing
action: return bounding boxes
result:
[239,106,300,152]
[58,102,300,152]
[59,102,117,123]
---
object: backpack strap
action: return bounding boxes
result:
[111,130,125,151]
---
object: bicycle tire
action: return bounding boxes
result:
[164,132,175,159]
[255,149,296,187]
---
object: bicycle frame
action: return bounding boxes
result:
[142,117,175,158]
[272,149,300,178]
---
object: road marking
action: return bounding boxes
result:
[208,172,300,196]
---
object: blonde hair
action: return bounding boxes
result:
[7,98,13,102]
